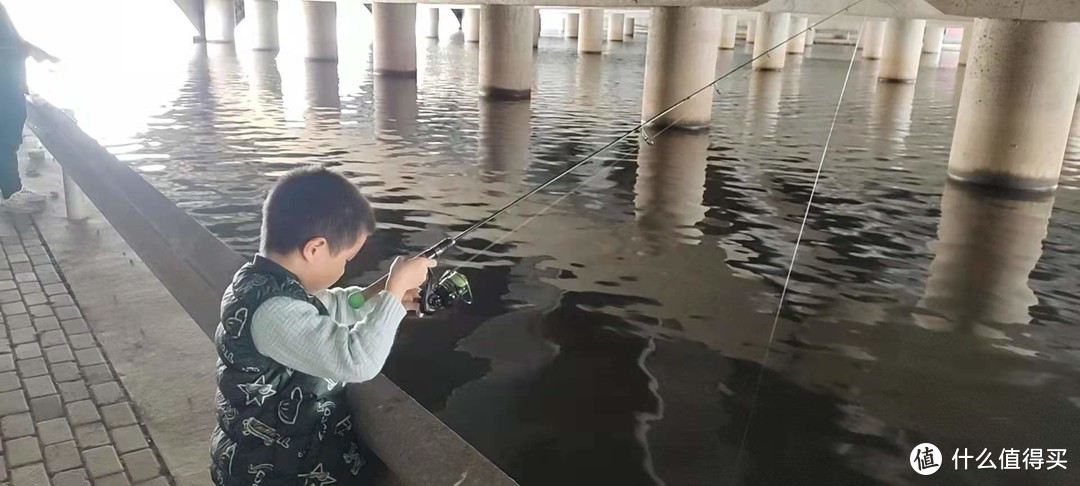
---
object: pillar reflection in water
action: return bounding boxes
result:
[783,52,804,102]
[207,42,240,74]
[714,49,735,107]
[871,81,915,153]
[746,70,783,137]
[575,53,603,104]
[634,130,709,250]
[206,44,244,113]
[304,60,340,110]
[479,99,532,183]
[917,183,1053,334]
[716,48,735,75]
[374,75,418,140]
[920,51,940,68]
[243,51,283,98]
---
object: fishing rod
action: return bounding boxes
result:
[414,0,868,315]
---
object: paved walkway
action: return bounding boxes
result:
[1,195,173,484]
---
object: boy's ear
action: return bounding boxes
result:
[301,237,328,261]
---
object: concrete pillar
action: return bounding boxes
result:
[642,7,722,129]
[861,19,886,60]
[422,6,439,39]
[247,0,279,51]
[565,13,579,38]
[578,9,604,54]
[624,17,635,39]
[205,0,235,43]
[752,12,790,71]
[805,28,815,45]
[534,9,541,48]
[480,5,534,99]
[747,19,755,42]
[608,13,625,42]
[718,13,737,49]
[788,17,808,54]
[947,19,1080,191]
[373,3,416,77]
[302,1,337,61]
[879,18,925,82]
[959,26,972,65]
[463,8,480,42]
[922,25,944,53]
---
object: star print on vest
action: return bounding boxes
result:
[238,375,277,406]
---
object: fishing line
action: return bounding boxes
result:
[446,52,770,272]
[449,117,687,273]
[730,11,868,479]
[418,0,869,260]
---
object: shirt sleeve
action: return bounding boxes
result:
[250,291,407,383]
[313,286,366,322]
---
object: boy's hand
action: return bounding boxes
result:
[387,256,436,300]
[402,288,422,313]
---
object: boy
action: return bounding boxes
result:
[210,167,434,485]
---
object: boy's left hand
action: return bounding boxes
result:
[402,288,421,313]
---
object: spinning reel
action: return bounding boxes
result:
[416,238,473,316]
[419,268,473,315]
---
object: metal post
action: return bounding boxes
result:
[62,170,90,220]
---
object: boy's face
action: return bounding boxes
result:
[302,232,368,291]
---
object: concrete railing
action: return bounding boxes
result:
[26,98,518,486]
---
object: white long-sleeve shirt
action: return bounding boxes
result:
[250,287,407,383]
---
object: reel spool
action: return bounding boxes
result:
[419,269,473,315]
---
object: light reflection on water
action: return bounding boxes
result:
[17,6,1080,485]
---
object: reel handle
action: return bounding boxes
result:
[418,267,438,316]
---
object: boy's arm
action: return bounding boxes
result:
[250,292,407,383]
[362,275,388,302]
[317,275,394,317]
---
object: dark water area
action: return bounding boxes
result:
[81,33,1080,485]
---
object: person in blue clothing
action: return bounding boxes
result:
[0,1,57,213]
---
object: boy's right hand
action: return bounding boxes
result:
[387,256,437,299]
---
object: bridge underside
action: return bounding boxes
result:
[366,0,1079,22]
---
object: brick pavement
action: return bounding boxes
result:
[0,214,173,486]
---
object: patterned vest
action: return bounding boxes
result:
[210,256,369,485]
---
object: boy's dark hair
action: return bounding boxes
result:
[261,167,375,255]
